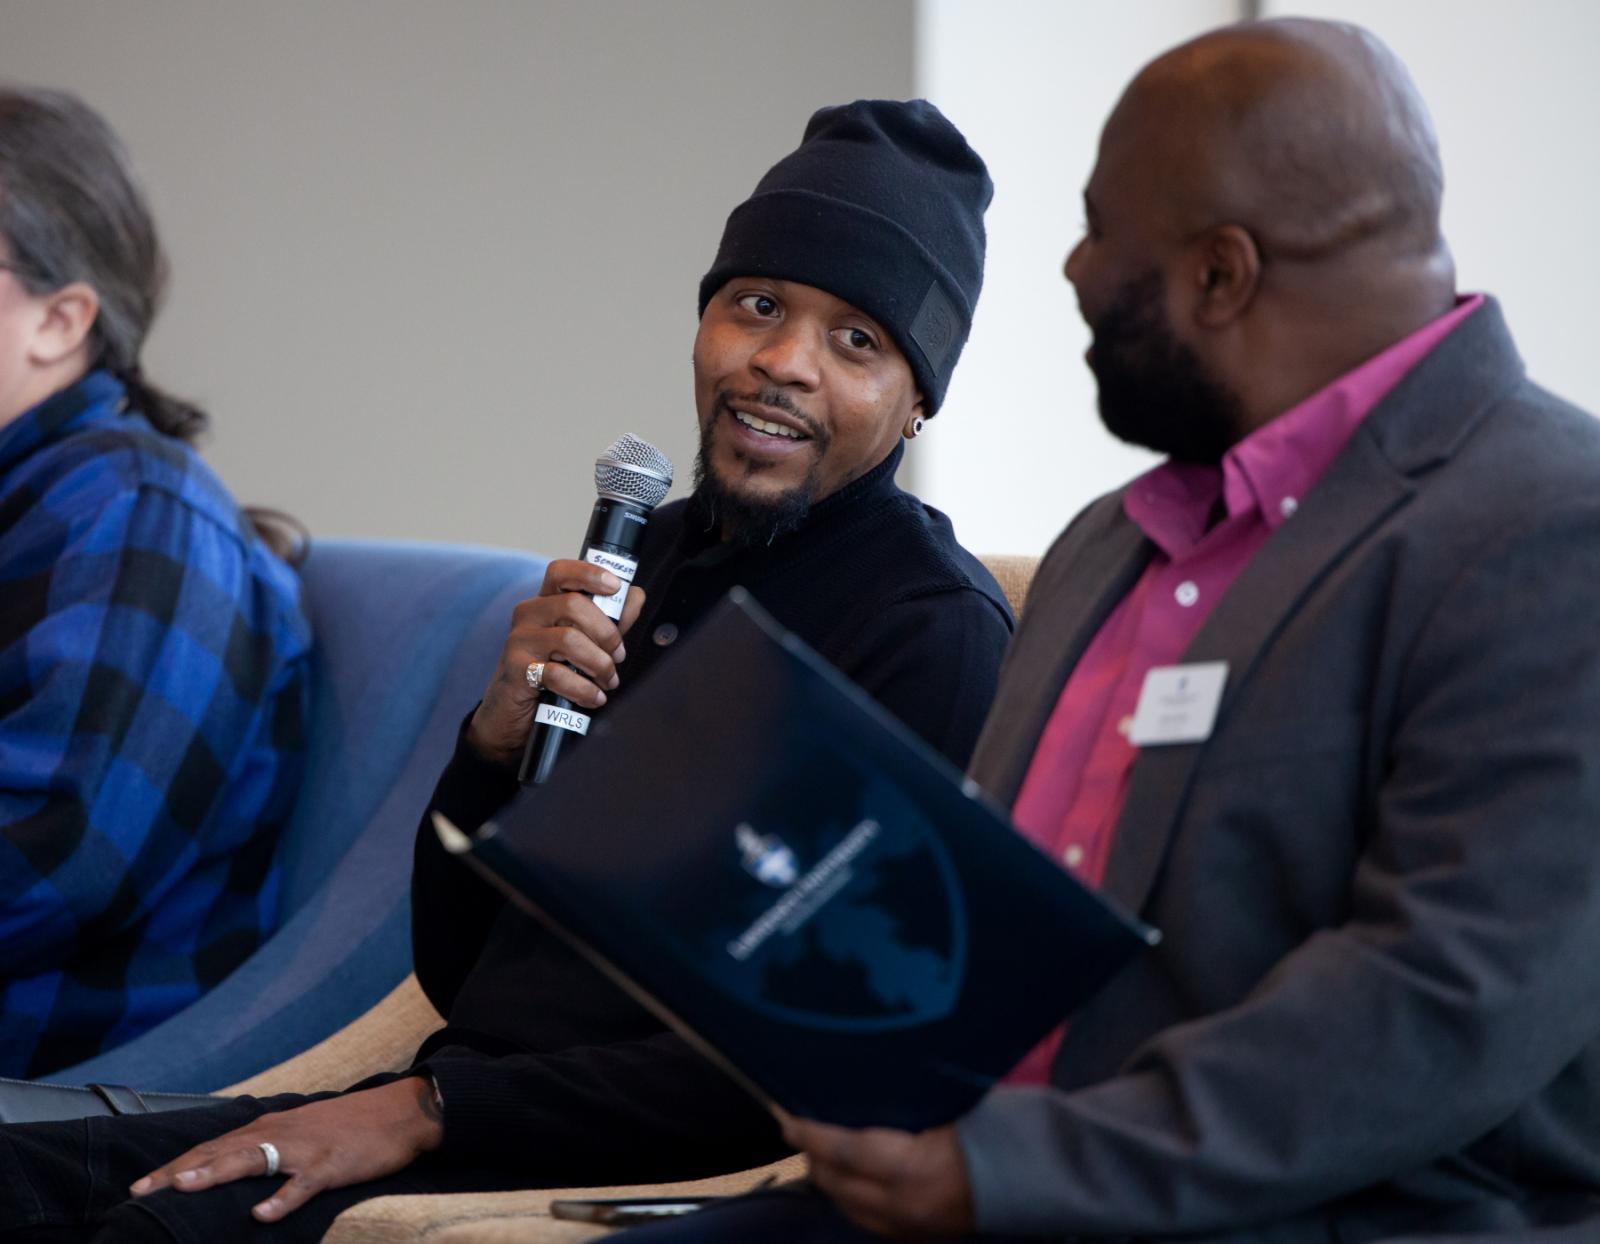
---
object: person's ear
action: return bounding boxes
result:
[1190,225,1261,328]
[25,281,99,368]
[903,390,927,439]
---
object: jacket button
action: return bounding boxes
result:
[652,623,679,646]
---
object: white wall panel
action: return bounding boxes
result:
[913,0,1238,558]
[1260,0,1600,418]
[915,0,1599,559]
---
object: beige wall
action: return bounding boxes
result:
[5,3,1595,560]
[0,1,915,548]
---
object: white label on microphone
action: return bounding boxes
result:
[584,548,638,621]
[535,703,591,736]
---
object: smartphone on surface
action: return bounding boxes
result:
[548,1195,715,1224]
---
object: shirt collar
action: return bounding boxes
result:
[0,369,129,478]
[1126,294,1485,557]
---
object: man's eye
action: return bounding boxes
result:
[736,293,779,317]
[833,327,877,351]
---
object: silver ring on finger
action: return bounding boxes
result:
[525,661,546,694]
[258,1140,280,1177]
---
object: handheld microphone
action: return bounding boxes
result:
[518,434,674,785]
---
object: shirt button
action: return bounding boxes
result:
[1063,844,1085,868]
[652,623,679,647]
[1280,495,1299,518]
[1174,580,1200,607]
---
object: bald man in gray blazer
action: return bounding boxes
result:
[946,288,1600,1241]
[651,20,1600,1244]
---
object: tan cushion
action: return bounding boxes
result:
[324,1154,807,1244]
[978,553,1038,617]
[224,974,444,1097]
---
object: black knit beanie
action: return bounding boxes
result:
[697,99,992,415]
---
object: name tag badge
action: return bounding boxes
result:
[1128,661,1228,747]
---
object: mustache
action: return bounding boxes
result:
[718,387,821,438]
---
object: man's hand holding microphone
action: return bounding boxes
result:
[466,559,647,767]
[470,433,672,780]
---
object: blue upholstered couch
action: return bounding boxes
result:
[51,540,547,1091]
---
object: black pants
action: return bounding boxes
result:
[0,1093,529,1243]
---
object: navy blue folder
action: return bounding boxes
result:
[437,588,1157,1130]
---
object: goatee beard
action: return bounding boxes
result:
[1089,269,1246,464]
[689,390,830,547]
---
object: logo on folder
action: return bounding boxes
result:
[675,760,969,1034]
[737,824,799,888]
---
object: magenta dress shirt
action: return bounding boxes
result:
[1004,294,1485,1086]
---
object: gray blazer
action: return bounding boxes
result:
[957,300,1600,1242]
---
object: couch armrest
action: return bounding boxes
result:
[324,1154,807,1243]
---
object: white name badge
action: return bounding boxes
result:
[1128,661,1228,747]
[584,548,638,621]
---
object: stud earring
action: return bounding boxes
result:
[904,416,926,440]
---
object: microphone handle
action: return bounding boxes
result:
[519,690,576,787]
[517,497,651,785]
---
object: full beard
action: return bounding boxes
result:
[689,389,832,547]
[1089,269,1247,464]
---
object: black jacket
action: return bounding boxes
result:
[408,444,1013,1182]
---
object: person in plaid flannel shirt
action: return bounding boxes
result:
[0,88,311,1078]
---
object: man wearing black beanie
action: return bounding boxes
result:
[0,100,1014,1241]
[700,98,989,418]
[682,97,991,550]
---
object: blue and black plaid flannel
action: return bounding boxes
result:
[0,370,311,1076]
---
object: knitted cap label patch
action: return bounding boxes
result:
[909,282,959,376]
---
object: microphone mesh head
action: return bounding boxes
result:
[594,434,674,510]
